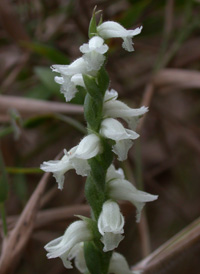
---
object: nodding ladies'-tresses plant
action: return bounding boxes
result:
[41,9,158,274]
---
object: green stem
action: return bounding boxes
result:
[0,202,7,236]
[6,167,43,174]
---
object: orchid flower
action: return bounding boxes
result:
[97,21,142,52]
[108,252,142,274]
[80,36,109,71]
[106,165,158,222]
[44,220,92,269]
[98,200,125,252]
[40,134,101,189]
[103,89,148,131]
[51,57,89,101]
[100,118,139,160]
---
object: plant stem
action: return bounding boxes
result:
[0,202,7,236]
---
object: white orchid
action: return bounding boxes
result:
[108,252,140,274]
[97,21,142,52]
[106,165,158,222]
[44,220,92,269]
[103,89,148,131]
[67,242,88,273]
[100,118,139,160]
[74,133,102,159]
[98,200,125,252]
[51,57,89,101]
[80,36,109,71]
[40,134,101,189]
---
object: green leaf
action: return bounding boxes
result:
[84,93,102,132]
[120,0,151,28]
[34,67,62,96]
[84,242,112,274]
[23,41,69,64]
[97,66,110,96]
[83,74,102,101]
[0,153,9,203]
[84,242,103,274]
[88,7,97,38]
[85,174,105,220]
[26,84,54,100]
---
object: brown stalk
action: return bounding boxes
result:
[131,216,200,273]
[164,0,174,39]
[0,172,50,274]
[153,69,200,89]
[0,205,90,231]
[0,95,83,116]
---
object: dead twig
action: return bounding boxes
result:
[0,95,83,117]
[0,172,50,274]
[132,216,200,273]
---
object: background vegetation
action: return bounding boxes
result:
[0,0,200,273]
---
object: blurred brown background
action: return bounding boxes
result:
[0,0,200,273]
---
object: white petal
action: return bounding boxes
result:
[97,22,142,52]
[97,21,128,39]
[71,157,91,176]
[71,73,85,87]
[40,154,73,190]
[44,220,92,259]
[106,164,125,182]
[108,177,158,222]
[60,75,78,102]
[83,51,105,71]
[112,139,133,161]
[68,146,91,176]
[88,36,104,50]
[108,252,132,274]
[74,134,101,159]
[100,118,139,141]
[67,243,87,273]
[103,100,148,119]
[98,200,124,251]
[101,233,124,252]
[54,76,64,84]
[51,57,88,76]
[79,43,90,53]
[80,36,108,54]
[104,89,118,102]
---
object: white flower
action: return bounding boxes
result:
[52,57,89,101]
[108,252,133,274]
[80,36,109,71]
[40,134,101,189]
[74,134,102,159]
[44,220,92,269]
[100,118,139,160]
[98,200,124,252]
[40,150,74,190]
[106,165,158,222]
[52,57,88,76]
[103,89,148,130]
[97,21,142,52]
[67,243,87,273]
